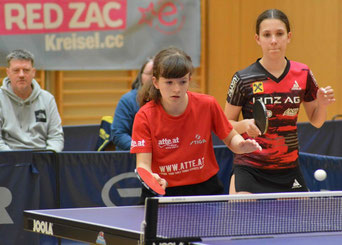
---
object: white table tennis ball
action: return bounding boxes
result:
[314,169,327,181]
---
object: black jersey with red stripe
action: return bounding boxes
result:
[227,59,318,169]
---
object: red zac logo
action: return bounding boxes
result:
[0,0,127,35]
[138,0,185,35]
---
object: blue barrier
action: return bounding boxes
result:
[63,124,99,151]
[0,151,40,245]
[297,120,342,157]
[2,118,342,244]
[1,149,342,244]
[63,120,342,157]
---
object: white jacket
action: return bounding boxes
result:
[0,78,64,152]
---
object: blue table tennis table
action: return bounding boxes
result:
[23,192,342,245]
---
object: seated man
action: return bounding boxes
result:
[0,49,64,152]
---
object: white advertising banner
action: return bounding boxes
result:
[0,0,201,70]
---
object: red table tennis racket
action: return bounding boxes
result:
[135,167,166,196]
[253,100,268,135]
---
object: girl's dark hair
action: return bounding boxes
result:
[256,9,290,34]
[153,47,193,80]
[138,47,193,106]
[131,57,153,90]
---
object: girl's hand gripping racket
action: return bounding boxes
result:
[253,100,268,135]
[135,167,166,196]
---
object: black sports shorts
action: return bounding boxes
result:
[232,164,308,193]
[140,174,224,204]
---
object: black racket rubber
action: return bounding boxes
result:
[253,100,268,135]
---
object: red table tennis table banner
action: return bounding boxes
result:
[0,0,201,70]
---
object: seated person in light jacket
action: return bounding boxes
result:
[0,49,64,152]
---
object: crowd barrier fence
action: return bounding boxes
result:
[1,120,342,244]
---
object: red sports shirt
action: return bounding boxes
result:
[227,59,318,169]
[131,91,233,187]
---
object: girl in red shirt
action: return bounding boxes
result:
[225,9,335,194]
[131,47,261,200]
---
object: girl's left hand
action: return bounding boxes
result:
[317,86,335,107]
[239,139,262,153]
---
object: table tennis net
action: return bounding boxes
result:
[144,192,342,239]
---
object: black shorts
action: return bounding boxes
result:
[140,174,224,204]
[232,164,308,193]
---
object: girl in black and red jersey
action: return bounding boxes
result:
[225,9,335,194]
[131,47,261,201]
